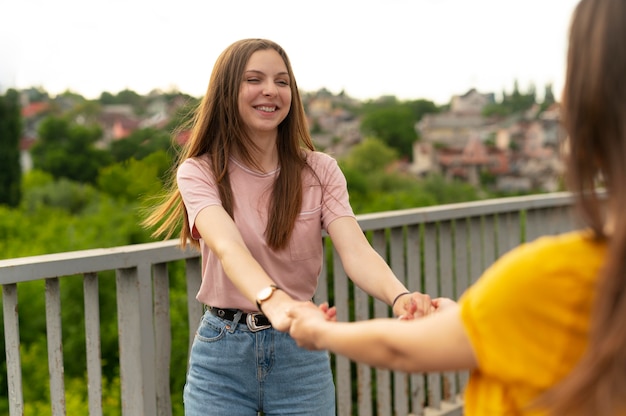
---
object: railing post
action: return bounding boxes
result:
[83,272,103,416]
[371,229,392,415]
[45,277,66,416]
[2,283,24,416]
[153,263,172,416]
[185,257,202,356]
[116,265,157,416]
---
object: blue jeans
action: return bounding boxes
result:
[183,310,336,415]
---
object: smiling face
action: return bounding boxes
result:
[238,49,292,138]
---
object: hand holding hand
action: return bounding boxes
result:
[287,302,329,350]
[264,297,337,332]
[260,289,311,332]
[393,291,436,320]
[318,301,337,321]
[432,297,457,311]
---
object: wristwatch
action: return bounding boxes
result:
[256,284,279,312]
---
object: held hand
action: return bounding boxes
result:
[393,292,435,320]
[261,291,307,332]
[264,297,338,332]
[432,297,457,311]
[287,302,329,350]
[318,302,337,321]
[264,302,295,332]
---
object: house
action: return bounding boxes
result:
[97,105,141,143]
[412,89,564,193]
[415,88,495,148]
[19,100,51,173]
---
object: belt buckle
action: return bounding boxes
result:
[246,312,271,332]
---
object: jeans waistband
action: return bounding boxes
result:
[207,306,272,332]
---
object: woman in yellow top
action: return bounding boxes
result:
[288,0,626,414]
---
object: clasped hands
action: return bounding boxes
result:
[270,292,455,349]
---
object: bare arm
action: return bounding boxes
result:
[288,301,478,373]
[194,205,299,330]
[327,216,434,317]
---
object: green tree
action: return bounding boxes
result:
[0,89,22,207]
[360,105,417,160]
[482,80,539,118]
[405,99,440,122]
[540,83,556,111]
[59,91,103,124]
[21,86,49,103]
[98,151,171,202]
[30,116,112,183]
[110,128,175,162]
[422,174,482,204]
[342,137,398,173]
[99,88,145,113]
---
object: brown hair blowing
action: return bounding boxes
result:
[537,0,626,414]
[142,39,315,250]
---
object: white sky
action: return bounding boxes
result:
[1,0,580,105]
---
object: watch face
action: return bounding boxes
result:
[258,286,274,301]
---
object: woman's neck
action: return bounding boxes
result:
[233,140,278,174]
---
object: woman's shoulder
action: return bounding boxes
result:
[177,155,213,180]
[514,229,604,262]
[179,154,211,170]
[471,229,605,295]
[460,229,604,326]
[304,150,340,169]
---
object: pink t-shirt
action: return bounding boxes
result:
[177,150,355,311]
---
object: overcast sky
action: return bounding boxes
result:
[1,0,580,105]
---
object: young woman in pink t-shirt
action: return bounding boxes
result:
[144,38,435,415]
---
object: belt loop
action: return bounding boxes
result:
[232,309,244,325]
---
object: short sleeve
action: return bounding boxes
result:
[306,152,355,230]
[177,157,222,239]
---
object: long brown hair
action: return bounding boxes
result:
[538,0,626,413]
[143,39,314,250]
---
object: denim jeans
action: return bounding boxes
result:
[183,310,336,415]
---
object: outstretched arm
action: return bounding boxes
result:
[327,216,435,318]
[195,205,304,330]
[288,301,477,373]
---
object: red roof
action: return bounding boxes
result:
[21,102,49,118]
[20,137,36,151]
[175,129,191,146]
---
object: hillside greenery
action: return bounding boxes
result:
[0,86,531,415]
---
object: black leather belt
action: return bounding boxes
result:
[208,306,272,332]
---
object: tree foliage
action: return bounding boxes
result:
[0,89,22,207]
[30,117,112,183]
[99,88,143,108]
[342,137,398,173]
[98,151,171,202]
[359,98,439,161]
[482,80,543,118]
[360,106,417,159]
[110,127,176,163]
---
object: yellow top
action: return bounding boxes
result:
[459,230,606,415]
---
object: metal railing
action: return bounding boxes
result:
[0,192,578,416]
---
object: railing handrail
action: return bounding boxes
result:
[0,191,575,283]
[0,239,197,284]
[355,191,574,227]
